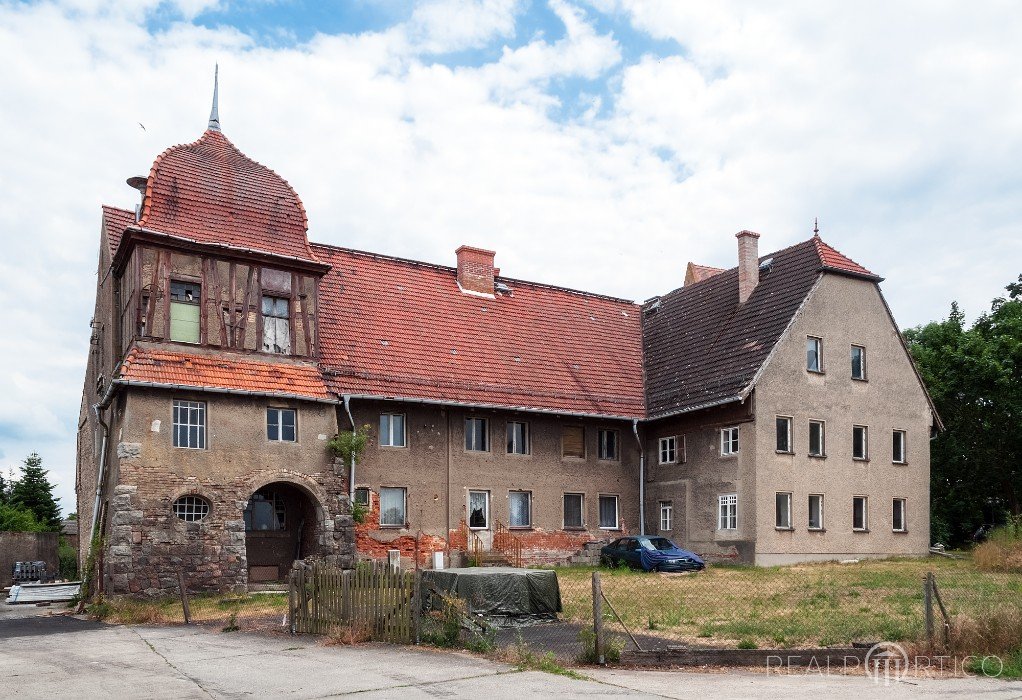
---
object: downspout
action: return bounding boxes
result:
[342,395,356,497]
[632,419,645,536]
[445,410,452,548]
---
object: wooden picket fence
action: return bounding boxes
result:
[288,560,419,643]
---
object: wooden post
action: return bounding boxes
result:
[412,570,422,644]
[178,570,191,625]
[924,572,934,650]
[592,570,604,665]
[287,566,295,635]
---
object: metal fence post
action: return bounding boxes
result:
[592,570,605,665]
[924,571,934,649]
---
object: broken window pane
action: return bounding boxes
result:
[170,281,201,344]
[261,295,291,354]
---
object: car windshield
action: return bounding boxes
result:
[640,537,676,551]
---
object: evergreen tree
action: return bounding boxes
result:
[9,453,61,530]
[0,470,8,504]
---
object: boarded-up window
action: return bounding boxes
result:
[262,295,291,354]
[170,281,201,344]
[562,426,584,458]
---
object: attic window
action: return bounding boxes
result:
[262,295,291,354]
[170,281,201,344]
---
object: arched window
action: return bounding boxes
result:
[172,495,210,522]
[244,490,285,531]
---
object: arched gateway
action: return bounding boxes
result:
[244,481,323,584]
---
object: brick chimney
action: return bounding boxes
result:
[455,246,496,296]
[736,230,761,304]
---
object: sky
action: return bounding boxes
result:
[1,0,1020,514]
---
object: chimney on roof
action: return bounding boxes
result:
[456,246,496,296]
[736,230,761,304]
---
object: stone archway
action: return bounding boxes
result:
[243,481,321,583]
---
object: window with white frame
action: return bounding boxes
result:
[598,495,619,529]
[468,490,489,529]
[506,421,529,455]
[353,487,370,506]
[172,495,210,522]
[808,494,824,530]
[563,493,584,528]
[172,400,206,449]
[775,492,792,529]
[509,491,532,528]
[659,501,672,531]
[261,295,291,354]
[465,417,489,452]
[776,416,793,453]
[807,336,823,372]
[853,425,869,460]
[266,407,296,442]
[721,426,739,456]
[718,494,738,530]
[598,429,619,460]
[853,495,869,531]
[851,345,867,380]
[659,436,677,464]
[380,413,406,447]
[809,420,826,457]
[379,487,406,527]
[893,498,907,532]
[892,430,907,464]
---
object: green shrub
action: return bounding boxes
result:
[58,537,78,580]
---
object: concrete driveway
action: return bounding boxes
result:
[1,611,1019,699]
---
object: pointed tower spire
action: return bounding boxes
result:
[813,217,819,236]
[208,64,221,132]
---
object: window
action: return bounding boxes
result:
[659,501,673,531]
[775,416,793,453]
[509,491,532,528]
[809,420,826,457]
[598,430,619,460]
[169,281,201,344]
[380,413,406,447]
[261,295,291,354]
[266,408,296,442]
[563,493,584,528]
[893,430,907,464]
[598,495,619,529]
[893,498,907,532]
[807,336,823,372]
[562,425,585,458]
[808,494,824,530]
[172,495,210,522]
[721,426,739,456]
[718,494,738,530]
[465,417,489,451]
[853,496,869,531]
[468,490,489,529]
[244,490,285,531]
[172,400,206,449]
[353,487,370,506]
[659,436,677,464]
[506,421,529,455]
[851,345,866,380]
[853,425,869,460]
[379,487,406,527]
[775,492,792,529]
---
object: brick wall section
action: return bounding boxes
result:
[455,245,496,295]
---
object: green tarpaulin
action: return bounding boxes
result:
[421,567,562,622]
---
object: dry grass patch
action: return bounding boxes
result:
[89,592,288,628]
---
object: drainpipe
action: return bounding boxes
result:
[342,395,356,498]
[632,419,645,536]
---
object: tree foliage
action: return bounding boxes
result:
[905,275,1022,546]
[0,502,47,532]
[9,453,62,530]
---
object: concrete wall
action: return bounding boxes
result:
[752,273,932,564]
[1,532,59,584]
[348,399,641,565]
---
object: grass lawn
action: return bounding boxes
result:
[548,556,1022,649]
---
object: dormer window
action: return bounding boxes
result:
[169,281,201,344]
[262,295,291,354]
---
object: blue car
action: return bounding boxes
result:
[600,535,705,572]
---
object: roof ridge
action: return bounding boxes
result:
[811,235,877,278]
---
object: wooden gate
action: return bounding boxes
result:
[288,560,418,643]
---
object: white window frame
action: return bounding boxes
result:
[808,494,824,530]
[563,493,585,529]
[893,498,907,532]
[775,492,793,530]
[598,429,619,461]
[853,425,869,460]
[658,436,677,464]
[506,421,529,455]
[851,344,867,380]
[807,336,823,373]
[718,494,738,530]
[853,495,869,532]
[808,419,826,457]
[721,426,739,456]
[379,487,407,528]
[468,489,490,530]
[776,416,793,453]
[659,501,673,531]
[598,494,620,530]
[508,490,532,528]
[172,399,206,449]
[380,413,407,448]
[465,417,489,452]
[266,407,297,443]
[893,429,907,464]
[172,495,210,522]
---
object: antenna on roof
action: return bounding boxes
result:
[208,63,221,132]
[813,217,819,236]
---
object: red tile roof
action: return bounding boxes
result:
[684,262,726,286]
[313,244,647,418]
[117,346,331,401]
[135,130,317,263]
[102,205,135,259]
[812,235,877,278]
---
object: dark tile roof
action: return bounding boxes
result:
[643,238,824,418]
[102,205,134,259]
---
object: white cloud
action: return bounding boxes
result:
[408,0,521,53]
